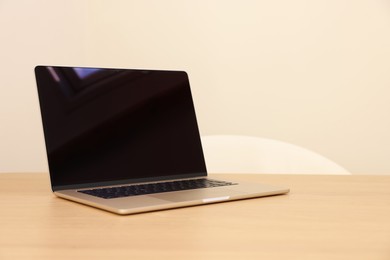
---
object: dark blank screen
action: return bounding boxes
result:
[35,66,207,190]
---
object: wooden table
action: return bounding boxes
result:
[0,173,389,259]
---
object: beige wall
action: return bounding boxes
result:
[1,0,390,174]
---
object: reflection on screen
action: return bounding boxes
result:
[35,66,207,189]
[73,68,101,79]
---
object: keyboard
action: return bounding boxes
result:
[78,178,237,199]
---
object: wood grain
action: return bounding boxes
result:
[0,173,389,260]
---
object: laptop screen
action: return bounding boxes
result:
[35,66,207,190]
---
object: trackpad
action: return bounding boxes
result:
[150,188,245,202]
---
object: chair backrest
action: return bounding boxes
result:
[201,135,350,175]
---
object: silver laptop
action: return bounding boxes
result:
[35,66,289,215]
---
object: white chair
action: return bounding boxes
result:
[201,135,350,175]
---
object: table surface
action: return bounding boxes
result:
[0,173,389,260]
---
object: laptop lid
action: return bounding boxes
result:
[35,66,207,191]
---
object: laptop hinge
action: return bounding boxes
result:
[52,172,207,191]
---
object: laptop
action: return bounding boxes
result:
[34,65,289,215]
